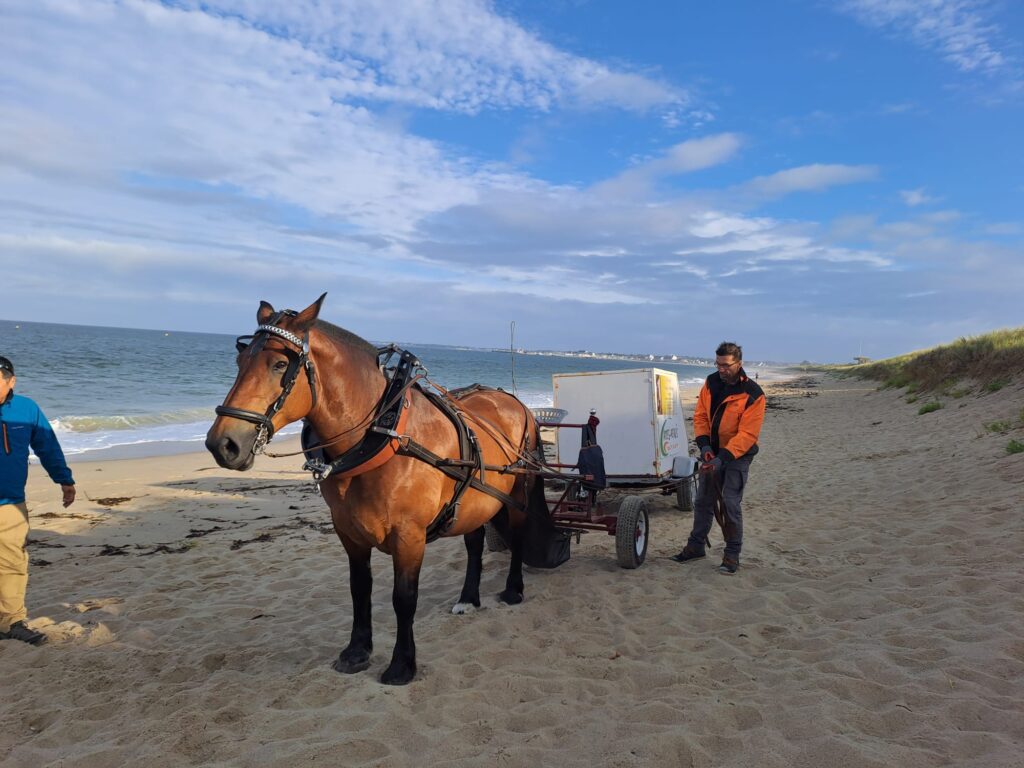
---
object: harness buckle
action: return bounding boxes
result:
[302,457,330,483]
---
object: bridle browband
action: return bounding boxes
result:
[214,310,318,453]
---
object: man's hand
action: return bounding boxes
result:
[61,484,76,508]
[699,455,723,474]
[699,446,716,462]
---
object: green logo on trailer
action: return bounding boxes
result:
[660,421,679,456]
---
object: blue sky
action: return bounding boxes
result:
[1,0,1021,362]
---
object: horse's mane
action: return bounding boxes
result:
[314,319,378,359]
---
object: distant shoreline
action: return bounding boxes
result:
[510,349,788,369]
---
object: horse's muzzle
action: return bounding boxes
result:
[205,424,257,471]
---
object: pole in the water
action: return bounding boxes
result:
[510,320,517,396]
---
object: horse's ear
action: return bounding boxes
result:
[257,301,276,324]
[293,293,327,331]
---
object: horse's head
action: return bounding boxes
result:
[205,294,326,470]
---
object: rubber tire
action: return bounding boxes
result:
[676,474,696,512]
[484,523,508,553]
[615,495,649,569]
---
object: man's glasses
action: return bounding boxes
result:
[715,361,740,370]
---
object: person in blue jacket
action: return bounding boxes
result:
[0,355,75,645]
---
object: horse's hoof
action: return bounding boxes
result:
[380,662,416,686]
[498,589,523,605]
[451,601,479,615]
[333,650,371,674]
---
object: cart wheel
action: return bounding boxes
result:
[676,474,696,512]
[615,496,649,569]
[484,523,508,553]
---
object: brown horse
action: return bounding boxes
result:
[205,295,548,685]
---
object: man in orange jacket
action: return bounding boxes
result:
[672,342,765,574]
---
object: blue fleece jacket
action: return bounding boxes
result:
[1,391,74,505]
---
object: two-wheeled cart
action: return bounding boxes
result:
[530,407,654,569]
[487,368,701,569]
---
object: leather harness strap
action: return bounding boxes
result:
[401,387,523,542]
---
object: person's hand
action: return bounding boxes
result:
[699,446,716,462]
[61,484,76,508]
[699,455,723,474]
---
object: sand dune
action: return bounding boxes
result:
[2,374,1022,767]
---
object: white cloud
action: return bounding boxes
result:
[593,133,742,198]
[171,0,685,113]
[662,134,743,173]
[741,163,879,199]
[455,265,649,304]
[900,187,939,206]
[839,0,1009,74]
[983,222,1022,236]
[1,0,685,239]
[689,212,772,239]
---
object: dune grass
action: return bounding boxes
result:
[835,327,1024,393]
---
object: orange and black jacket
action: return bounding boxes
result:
[693,368,765,462]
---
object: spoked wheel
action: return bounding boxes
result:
[615,495,649,569]
[484,523,508,553]
[676,473,697,512]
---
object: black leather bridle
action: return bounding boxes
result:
[214,310,318,454]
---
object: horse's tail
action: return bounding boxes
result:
[515,414,570,568]
[524,411,548,518]
[525,458,547,520]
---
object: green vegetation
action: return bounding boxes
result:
[905,394,918,404]
[918,402,943,415]
[948,387,972,399]
[837,327,1024,393]
[1007,439,1024,455]
[985,420,1013,433]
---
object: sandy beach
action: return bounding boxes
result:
[2,374,1022,767]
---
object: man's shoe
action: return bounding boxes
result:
[718,557,739,575]
[670,545,706,563]
[2,621,47,646]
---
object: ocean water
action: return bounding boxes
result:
[1,319,711,459]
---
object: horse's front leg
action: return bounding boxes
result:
[381,534,426,686]
[333,535,374,674]
[452,526,485,614]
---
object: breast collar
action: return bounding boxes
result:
[300,345,417,482]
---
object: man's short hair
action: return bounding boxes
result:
[0,355,13,379]
[716,342,742,360]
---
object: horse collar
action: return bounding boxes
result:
[301,347,421,482]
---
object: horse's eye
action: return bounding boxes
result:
[273,360,289,373]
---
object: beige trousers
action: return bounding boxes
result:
[0,502,30,631]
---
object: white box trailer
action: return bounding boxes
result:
[553,368,692,482]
